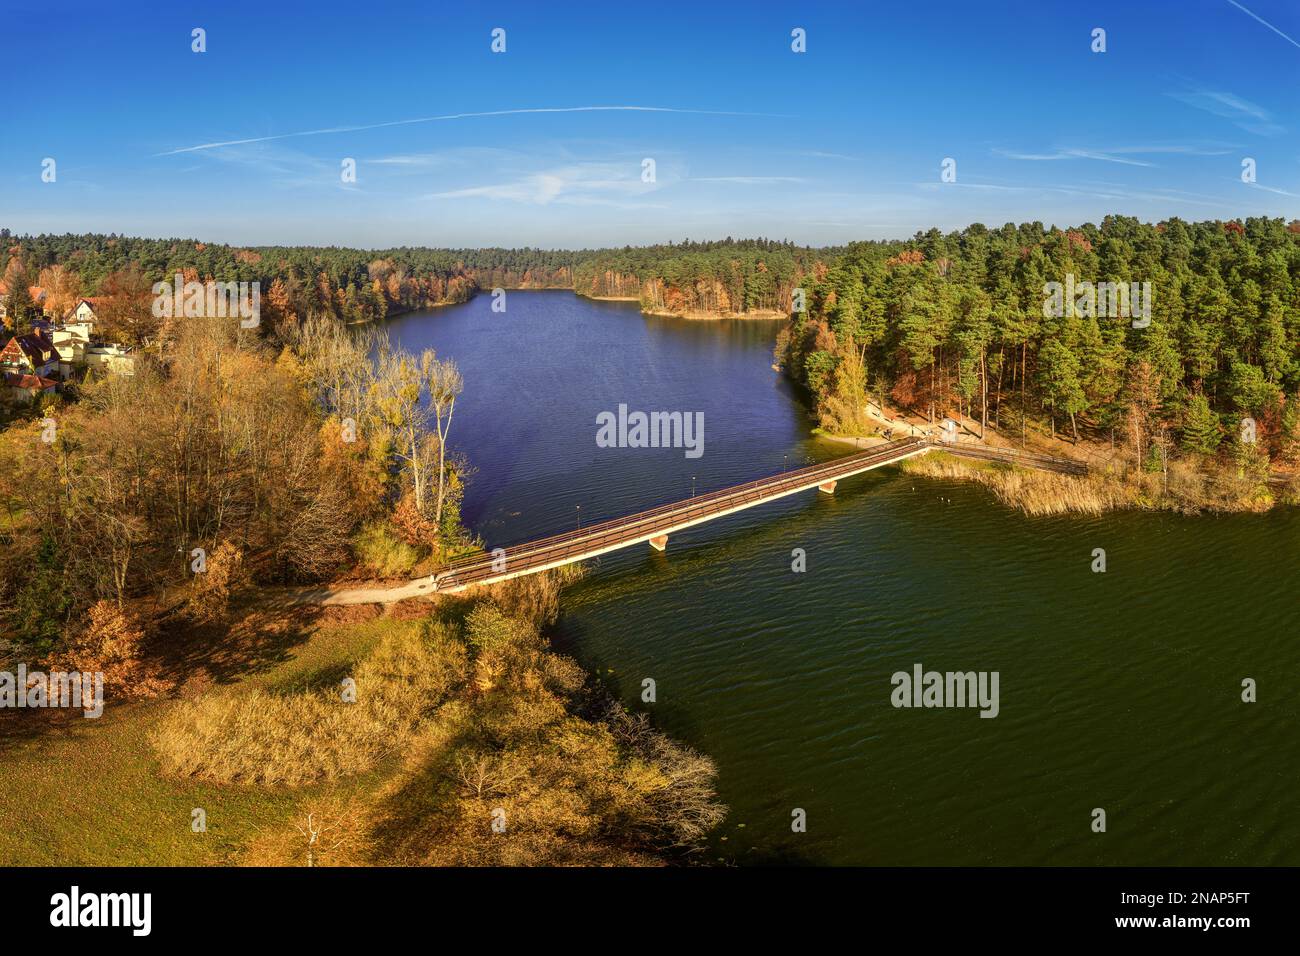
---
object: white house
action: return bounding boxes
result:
[83,343,134,376]
[63,298,100,326]
[51,322,91,366]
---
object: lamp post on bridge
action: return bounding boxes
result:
[691,476,696,498]
[576,504,581,531]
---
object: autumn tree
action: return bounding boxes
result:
[37,264,81,319]
[98,264,159,345]
[59,600,168,703]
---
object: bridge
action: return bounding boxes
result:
[309,437,1085,605]
[301,434,1076,600]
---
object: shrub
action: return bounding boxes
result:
[352,521,420,578]
[58,600,168,703]
[484,565,586,629]
[11,535,70,653]
[187,541,249,624]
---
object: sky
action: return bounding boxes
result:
[2,0,1298,248]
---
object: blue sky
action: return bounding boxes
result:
[2,0,1298,247]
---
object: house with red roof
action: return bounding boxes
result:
[2,370,58,403]
[1,330,63,379]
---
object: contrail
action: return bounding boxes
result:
[1226,0,1300,51]
[157,105,777,156]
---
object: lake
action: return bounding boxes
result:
[386,290,1299,866]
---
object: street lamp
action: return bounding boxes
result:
[576,504,581,530]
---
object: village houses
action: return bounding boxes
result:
[1,296,134,404]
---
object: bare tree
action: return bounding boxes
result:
[422,352,463,524]
[371,346,431,512]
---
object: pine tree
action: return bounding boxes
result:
[1180,393,1221,455]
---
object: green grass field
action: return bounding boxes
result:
[0,614,405,866]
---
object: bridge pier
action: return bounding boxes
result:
[818,480,837,494]
[648,534,669,551]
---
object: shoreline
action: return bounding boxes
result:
[812,421,1289,516]
[574,290,787,320]
[347,286,792,324]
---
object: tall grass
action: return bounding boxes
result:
[152,620,467,785]
[902,453,1134,515]
[154,593,725,865]
[903,451,1278,515]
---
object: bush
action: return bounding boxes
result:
[58,600,168,703]
[187,541,249,624]
[352,521,421,578]
[156,601,726,865]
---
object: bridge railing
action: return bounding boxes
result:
[435,437,926,580]
[434,437,1095,586]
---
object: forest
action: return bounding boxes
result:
[2,219,1298,865]
[572,238,822,315]
[0,232,824,332]
[777,217,1300,488]
[6,216,1300,507]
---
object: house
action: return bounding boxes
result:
[63,297,100,326]
[83,343,134,377]
[2,371,57,403]
[0,294,138,404]
[52,299,101,361]
[50,319,93,365]
[1,331,63,379]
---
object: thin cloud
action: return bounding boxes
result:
[369,155,450,167]
[157,106,779,156]
[1244,181,1300,198]
[915,181,1025,191]
[1227,0,1300,51]
[996,143,1240,166]
[367,147,515,169]
[424,162,662,206]
[996,148,1154,167]
[692,176,806,184]
[795,150,860,161]
[1169,88,1284,136]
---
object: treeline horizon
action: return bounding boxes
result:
[6,217,1300,470]
[0,231,835,329]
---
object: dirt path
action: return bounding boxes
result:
[254,577,438,609]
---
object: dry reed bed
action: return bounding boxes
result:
[903,453,1136,516]
[903,451,1280,515]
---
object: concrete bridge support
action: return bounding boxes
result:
[818,480,838,494]
[649,534,669,551]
